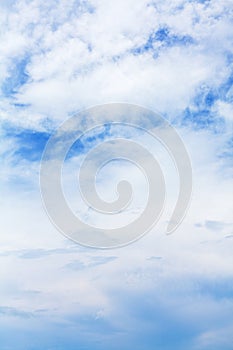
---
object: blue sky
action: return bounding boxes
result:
[0,0,233,349]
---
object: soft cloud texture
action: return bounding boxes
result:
[1,0,233,349]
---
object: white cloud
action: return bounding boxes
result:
[215,100,233,122]
[0,1,233,348]
[1,0,232,127]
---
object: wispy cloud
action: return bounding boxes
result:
[1,0,233,349]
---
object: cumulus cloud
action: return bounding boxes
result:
[0,0,233,349]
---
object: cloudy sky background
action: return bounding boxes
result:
[1,0,233,349]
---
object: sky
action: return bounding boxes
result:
[0,0,233,349]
